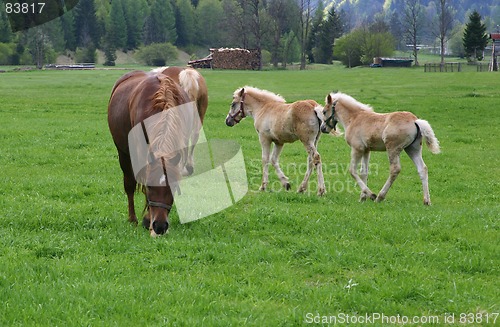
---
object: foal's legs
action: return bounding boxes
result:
[298,140,325,196]
[358,152,371,201]
[375,148,402,202]
[270,143,291,190]
[118,150,138,224]
[259,136,272,191]
[349,148,377,200]
[405,142,431,205]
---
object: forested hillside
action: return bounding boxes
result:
[0,0,498,68]
[326,0,499,26]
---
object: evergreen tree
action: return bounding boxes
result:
[314,6,342,64]
[463,10,488,61]
[107,0,128,50]
[103,37,117,66]
[123,0,147,50]
[60,11,76,51]
[0,9,13,43]
[73,0,100,48]
[175,0,196,47]
[143,0,177,45]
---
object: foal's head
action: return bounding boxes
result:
[225,88,246,127]
[320,93,338,134]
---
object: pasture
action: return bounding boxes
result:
[0,66,498,326]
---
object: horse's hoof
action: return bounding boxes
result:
[374,195,384,202]
[128,216,138,225]
[370,193,377,201]
[259,186,266,192]
[317,189,326,196]
[424,200,431,206]
[284,183,291,190]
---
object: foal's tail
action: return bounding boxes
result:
[415,119,441,154]
[179,68,200,102]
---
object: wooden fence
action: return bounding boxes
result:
[424,62,462,72]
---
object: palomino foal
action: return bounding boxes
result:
[226,86,326,195]
[320,92,440,205]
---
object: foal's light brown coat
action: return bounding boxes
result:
[226,86,325,195]
[320,92,440,205]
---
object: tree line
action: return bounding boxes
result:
[0,0,497,68]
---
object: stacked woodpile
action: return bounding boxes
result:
[188,48,260,70]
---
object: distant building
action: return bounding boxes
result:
[372,57,413,68]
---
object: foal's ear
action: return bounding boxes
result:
[239,88,245,98]
[326,94,333,105]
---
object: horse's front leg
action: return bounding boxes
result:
[349,149,376,201]
[376,149,402,202]
[271,143,291,190]
[259,138,272,191]
[118,151,138,224]
[359,152,371,201]
[298,152,313,194]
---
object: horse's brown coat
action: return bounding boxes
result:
[108,68,201,236]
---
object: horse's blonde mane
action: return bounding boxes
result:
[151,76,183,112]
[330,92,373,112]
[148,76,190,182]
[238,86,286,103]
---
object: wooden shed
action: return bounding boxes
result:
[373,57,413,67]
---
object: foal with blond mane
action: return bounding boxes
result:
[226,86,326,195]
[320,92,440,205]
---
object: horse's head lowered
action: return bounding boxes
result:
[141,155,181,237]
[320,93,338,134]
[225,88,246,127]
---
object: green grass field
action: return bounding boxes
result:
[0,65,498,326]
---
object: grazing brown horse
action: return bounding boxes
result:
[108,69,196,236]
[320,92,440,205]
[151,66,208,176]
[225,86,326,195]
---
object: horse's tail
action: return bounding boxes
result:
[179,68,200,102]
[415,119,440,154]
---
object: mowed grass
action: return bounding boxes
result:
[0,66,498,326]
